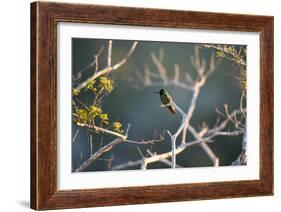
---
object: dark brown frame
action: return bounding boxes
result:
[31,1,274,210]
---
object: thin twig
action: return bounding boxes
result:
[188,125,219,166]
[75,41,138,90]
[232,123,247,165]
[72,129,80,143]
[112,109,244,170]
[133,50,193,90]
[75,123,165,172]
[112,124,243,170]
[73,46,104,82]
[89,134,93,155]
[181,50,217,145]
[137,146,147,170]
[75,138,122,172]
[201,44,246,66]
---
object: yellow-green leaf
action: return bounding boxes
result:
[216,50,224,58]
[91,87,97,94]
[226,46,234,53]
[86,80,95,90]
[89,105,102,119]
[73,88,80,96]
[100,113,109,121]
[98,77,113,92]
[76,109,88,123]
[112,121,123,133]
[241,80,247,91]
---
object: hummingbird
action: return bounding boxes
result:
[154,89,176,114]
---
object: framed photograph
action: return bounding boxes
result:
[31,1,274,210]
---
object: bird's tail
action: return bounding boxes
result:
[167,105,176,114]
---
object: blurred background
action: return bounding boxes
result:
[72,38,246,172]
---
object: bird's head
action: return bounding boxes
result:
[153,89,166,96]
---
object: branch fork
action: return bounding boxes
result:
[164,101,188,168]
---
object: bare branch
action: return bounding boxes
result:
[75,138,122,172]
[151,52,168,84]
[76,122,128,140]
[174,64,180,82]
[89,134,93,155]
[166,102,188,168]
[74,43,247,172]
[137,146,147,170]
[147,150,183,168]
[144,65,152,85]
[112,109,244,170]
[75,41,138,90]
[107,153,115,170]
[73,46,104,82]
[107,40,112,67]
[74,122,164,172]
[232,124,247,165]
[112,160,143,170]
[187,125,219,166]
[133,49,194,90]
[124,46,241,169]
[181,48,218,145]
[201,44,246,66]
[124,136,165,145]
[72,129,80,143]
[112,127,243,170]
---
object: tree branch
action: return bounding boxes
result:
[75,41,138,90]
[181,49,217,145]
[201,44,246,66]
[232,123,247,165]
[166,102,188,168]
[107,40,112,67]
[74,123,165,172]
[132,50,194,90]
[112,109,244,170]
[76,122,128,140]
[75,138,122,172]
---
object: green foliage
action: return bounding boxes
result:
[209,45,247,91]
[86,80,95,90]
[216,50,224,58]
[99,113,109,125]
[76,109,88,123]
[73,74,123,134]
[225,46,234,53]
[85,80,97,93]
[85,77,114,93]
[112,121,123,133]
[88,105,102,119]
[74,104,124,132]
[98,77,114,92]
[73,88,80,96]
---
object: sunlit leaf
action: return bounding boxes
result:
[98,77,114,92]
[112,121,123,133]
[100,113,109,121]
[86,80,96,90]
[89,105,102,119]
[76,109,88,123]
[73,88,80,96]
[216,50,224,58]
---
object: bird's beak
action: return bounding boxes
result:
[153,91,160,94]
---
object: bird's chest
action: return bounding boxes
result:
[161,95,172,104]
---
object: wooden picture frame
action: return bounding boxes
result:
[31,1,274,210]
